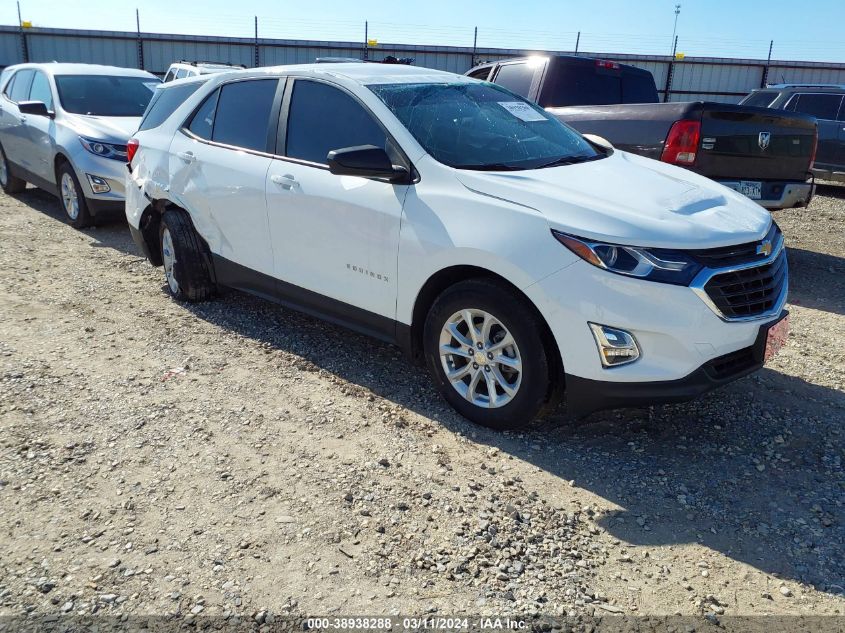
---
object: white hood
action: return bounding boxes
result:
[453,150,772,249]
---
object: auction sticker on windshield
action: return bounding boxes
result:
[498,101,547,121]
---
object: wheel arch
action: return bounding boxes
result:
[406,265,564,382]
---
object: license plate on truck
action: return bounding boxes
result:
[764,313,789,362]
[726,180,763,200]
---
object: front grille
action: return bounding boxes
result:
[704,346,756,381]
[689,223,781,267]
[703,249,787,319]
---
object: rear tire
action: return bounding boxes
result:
[423,278,556,430]
[0,144,26,194]
[57,162,92,229]
[159,208,215,302]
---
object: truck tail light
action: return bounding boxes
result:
[595,59,620,70]
[127,138,139,166]
[809,129,818,167]
[661,120,700,165]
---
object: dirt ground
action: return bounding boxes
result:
[0,183,843,625]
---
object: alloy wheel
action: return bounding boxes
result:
[60,172,79,220]
[0,148,7,186]
[438,308,522,408]
[161,227,179,295]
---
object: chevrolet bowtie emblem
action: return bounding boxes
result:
[756,240,773,257]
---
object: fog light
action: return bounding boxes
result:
[588,323,640,368]
[86,174,111,194]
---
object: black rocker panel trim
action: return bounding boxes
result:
[212,254,404,348]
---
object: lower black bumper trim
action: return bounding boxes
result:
[565,311,786,417]
[86,198,124,216]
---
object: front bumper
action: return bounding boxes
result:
[716,179,814,210]
[565,311,786,417]
[67,150,128,213]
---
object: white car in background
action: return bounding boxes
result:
[125,64,789,429]
[163,61,245,83]
[0,62,159,227]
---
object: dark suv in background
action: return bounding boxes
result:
[741,84,845,183]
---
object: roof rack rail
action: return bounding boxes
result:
[766,82,845,90]
[177,60,247,69]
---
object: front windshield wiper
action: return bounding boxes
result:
[536,154,605,169]
[453,163,525,171]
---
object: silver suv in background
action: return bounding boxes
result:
[0,63,159,227]
[740,83,845,183]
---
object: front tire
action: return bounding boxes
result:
[0,143,26,194]
[57,163,92,229]
[159,208,215,302]
[423,278,556,430]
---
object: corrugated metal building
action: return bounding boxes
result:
[2,24,845,103]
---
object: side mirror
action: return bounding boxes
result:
[18,101,53,118]
[327,145,409,182]
[582,133,613,150]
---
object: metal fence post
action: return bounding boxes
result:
[17,1,29,63]
[254,16,259,67]
[663,35,678,102]
[575,31,580,55]
[471,26,477,68]
[363,21,368,61]
[136,8,144,70]
[760,40,773,88]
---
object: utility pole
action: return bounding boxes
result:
[760,39,773,88]
[254,16,259,67]
[17,1,29,63]
[664,35,678,102]
[670,4,681,56]
[136,8,144,70]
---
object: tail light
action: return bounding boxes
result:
[595,59,620,70]
[809,129,818,167]
[126,138,139,166]
[661,120,701,165]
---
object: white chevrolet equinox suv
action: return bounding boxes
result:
[126,64,789,429]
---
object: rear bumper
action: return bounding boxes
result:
[716,179,814,209]
[565,311,786,417]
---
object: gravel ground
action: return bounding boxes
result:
[0,184,843,625]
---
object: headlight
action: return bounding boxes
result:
[79,137,127,161]
[552,230,702,285]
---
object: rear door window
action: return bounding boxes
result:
[138,82,202,131]
[741,91,779,108]
[186,88,219,140]
[285,79,388,165]
[9,69,34,103]
[788,93,844,120]
[467,67,492,81]
[211,79,278,152]
[492,62,537,98]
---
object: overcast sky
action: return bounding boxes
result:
[4,0,845,62]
